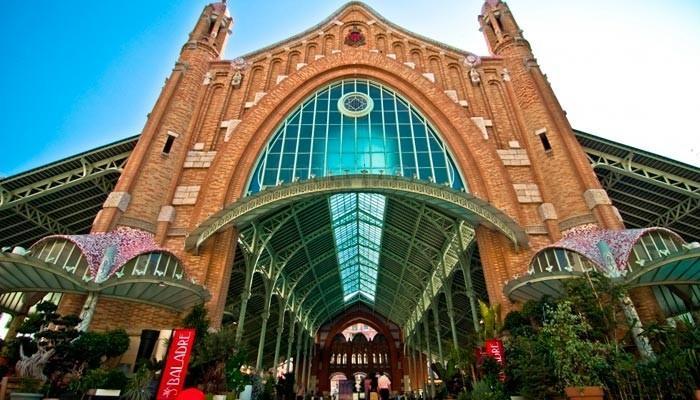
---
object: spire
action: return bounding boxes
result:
[478,0,529,56]
[187,2,233,56]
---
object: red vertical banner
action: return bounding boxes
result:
[484,339,506,382]
[157,328,197,400]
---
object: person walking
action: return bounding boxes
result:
[377,373,391,400]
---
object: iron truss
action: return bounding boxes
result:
[0,136,137,249]
[0,130,697,364]
[575,130,700,242]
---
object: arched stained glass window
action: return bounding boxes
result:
[246,79,466,194]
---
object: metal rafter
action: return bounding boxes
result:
[650,196,700,227]
[586,149,700,198]
[0,151,131,211]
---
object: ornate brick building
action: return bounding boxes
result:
[1,0,698,395]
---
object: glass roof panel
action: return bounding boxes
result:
[330,193,386,303]
[246,79,466,194]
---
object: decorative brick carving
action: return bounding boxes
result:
[443,90,458,103]
[173,186,200,205]
[184,150,217,168]
[559,214,598,231]
[245,92,267,108]
[403,62,416,69]
[470,117,493,139]
[525,225,548,235]
[276,75,288,84]
[496,149,531,166]
[422,73,435,83]
[296,63,307,70]
[386,53,397,60]
[103,192,131,212]
[220,119,241,142]
[538,203,558,221]
[513,183,542,203]
[583,189,612,210]
[157,205,176,223]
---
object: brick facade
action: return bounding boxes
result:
[77,0,662,371]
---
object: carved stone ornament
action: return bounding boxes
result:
[203,71,213,85]
[231,71,242,87]
[463,53,482,68]
[232,57,249,70]
[344,26,366,47]
[469,68,481,84]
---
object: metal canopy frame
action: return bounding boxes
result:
[0,136,136,249]
[225,195,490,367]
[0,126,697,367]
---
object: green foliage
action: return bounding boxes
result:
[520,296,554,327]
[478,300,501,342]
[504,332,556,399]
[183,304,210,345]
[17,377,44,393]
[541,301,610,390]
[190,325,245,394]
[225,351,250,394]
[502,311,530,337]
[468,378,508,400]
[69,368,128,394]
[499,276,700,399]
[122,364,154,400]
[68,329,129,369]
[561,272,620,342]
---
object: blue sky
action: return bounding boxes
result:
[1,0,699,177]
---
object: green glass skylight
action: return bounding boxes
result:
[246,79,466,195]
[329,193,387,302]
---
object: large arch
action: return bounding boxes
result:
[185,175,527,251]
[316,305,403,394]
[190,50,521,231]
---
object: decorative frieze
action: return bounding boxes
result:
[496,149,531,166]
[184,150,217,168]
[245,92,267,108]
[513,183,542,203]
[103,192,131,212]
[470,117,493,139]
[157,205,176,223]
[583,189,612,210]
[220,119,241,142]
[173,186,201,205]
[538,203,557,221]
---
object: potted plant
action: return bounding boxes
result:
[541,301,608,400]
[10,377,45,400]
[122,365,154,400]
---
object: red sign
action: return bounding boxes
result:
[476,339,506,382]
[157,328,197,400]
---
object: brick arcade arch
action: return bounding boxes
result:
[315,305,403,394]
[189,50,531,320]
